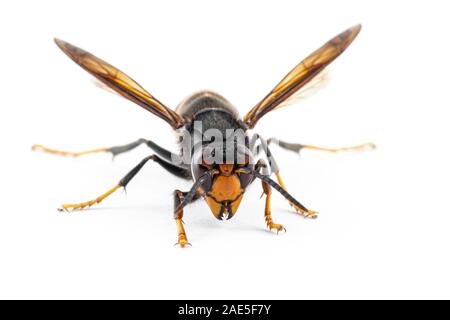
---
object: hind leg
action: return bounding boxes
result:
[267,138,375,154]
[32,138,181,162]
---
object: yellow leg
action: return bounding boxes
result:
[32,144,108,157]
[58,184,121,211]
[174,190,191,248]
[262,181,286,233]
[175,218,191,247]
[300,142,376,153]
[275,172,318,219]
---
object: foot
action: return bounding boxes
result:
[57,185,121,212]
[267,222,286,234]
[58,201,96,211]
[290,202,318,219]
[175,234,191,248]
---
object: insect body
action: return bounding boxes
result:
[32,25,374,247]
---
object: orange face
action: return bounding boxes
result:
[205,164,244,220]
[191,144,255,220]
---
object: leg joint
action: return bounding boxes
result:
[118,155,156,187]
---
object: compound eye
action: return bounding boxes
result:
[238,164,255,189]
[191,163,213,192]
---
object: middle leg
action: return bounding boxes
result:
[250,134,318,218]
[60,154,191,211]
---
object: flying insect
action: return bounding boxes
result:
[32,25,374,247]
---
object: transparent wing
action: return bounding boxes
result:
[91,79,121,97]
[243,25,361,128]
[55,39,185,129]
[275,70,330,109]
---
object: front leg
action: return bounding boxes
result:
[261,180,286,234]
[173,190,194,248]
[172,169,217,248]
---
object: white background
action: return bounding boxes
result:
[1,0,449,299]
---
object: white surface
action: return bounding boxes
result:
[1,0,450,299]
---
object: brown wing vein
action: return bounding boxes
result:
[243,25,361,128]
[54,39,185,129]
